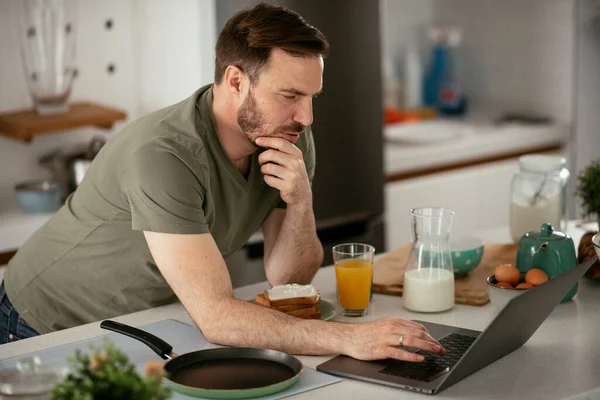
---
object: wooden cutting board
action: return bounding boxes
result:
[373,242,518,306]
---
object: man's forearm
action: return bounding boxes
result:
[200,298,348,355]
[146,231,445,365]
[264,203,323,285]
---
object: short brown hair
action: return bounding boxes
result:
[214,2,329,85]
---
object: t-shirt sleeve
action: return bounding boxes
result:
[276,126,316,209]
[124,139,210,234]
[304,127,316,184]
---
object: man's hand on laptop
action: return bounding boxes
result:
[345,317,446,362]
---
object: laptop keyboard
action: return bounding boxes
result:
[379,333,476,382]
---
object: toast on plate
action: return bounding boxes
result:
[253,284,322,320]
[265,283,320,307]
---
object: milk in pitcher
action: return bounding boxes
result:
[403,268,455,312]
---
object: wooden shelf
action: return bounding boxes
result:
[0,102,127,142]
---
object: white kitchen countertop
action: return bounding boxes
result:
[384,120,569,176]
[2,222,599,399]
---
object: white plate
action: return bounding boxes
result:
[384,120,472,145]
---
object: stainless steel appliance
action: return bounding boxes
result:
[39,136,106,200]
[216,0,385,287]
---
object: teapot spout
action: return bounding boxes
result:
[532,242,553,271]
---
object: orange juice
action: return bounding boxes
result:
[335,259,373,310]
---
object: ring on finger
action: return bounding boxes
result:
[398,334,405,347]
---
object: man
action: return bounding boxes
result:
[0,3,444,362]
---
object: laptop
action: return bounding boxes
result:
[317,256,598,395]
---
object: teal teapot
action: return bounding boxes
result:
[516,223,578,302]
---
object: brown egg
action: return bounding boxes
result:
[516,282,534,289]
[494,264,521,286]
[495,281,513,288]
[525,268,549,286]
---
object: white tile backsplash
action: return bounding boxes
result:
[381,0,575,123]
[380,0,434,74]
[0,0,215,198]
[0,0,136,198]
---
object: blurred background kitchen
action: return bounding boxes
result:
[0,0,599,286]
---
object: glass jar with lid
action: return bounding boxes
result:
[509,155,570,242]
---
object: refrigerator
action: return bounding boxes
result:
[216,0,386,287]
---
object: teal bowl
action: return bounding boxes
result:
[14,180,62,214]
[450,236,484,277]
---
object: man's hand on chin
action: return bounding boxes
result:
[256,137,312,209]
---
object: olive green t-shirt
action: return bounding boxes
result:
[5,84,316,334]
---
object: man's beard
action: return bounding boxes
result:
[237,89,305,147]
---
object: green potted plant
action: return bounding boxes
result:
[575,158,600,231]
[51,338,171,399]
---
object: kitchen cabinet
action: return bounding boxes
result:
[385,158,520,250]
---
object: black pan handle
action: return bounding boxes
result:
[100,320,174,360]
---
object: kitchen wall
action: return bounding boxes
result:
[0,0,216,199]
[380,0,433,76]
[435,0,575,124]
[381,0,575,123]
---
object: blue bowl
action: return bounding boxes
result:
[450,236,484,277]
[14,180,62,214]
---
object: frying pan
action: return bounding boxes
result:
[100,320,303,399]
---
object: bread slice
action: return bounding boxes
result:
[274,303,317,312]
[308,310,322,319]
[252,284,323,320]
[291,310,321,319]
[255,293,318,312]
[285,306,318,318]
[254,293,271,307]
[265,284,320,307]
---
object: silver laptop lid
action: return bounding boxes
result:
[436,256,598,393]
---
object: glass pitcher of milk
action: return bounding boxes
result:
[403,207,455,312]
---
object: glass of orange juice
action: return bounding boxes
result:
[332,243,375,317]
